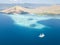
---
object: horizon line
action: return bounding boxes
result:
[0,3,60,5]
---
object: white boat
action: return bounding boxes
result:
[39,33,45,38]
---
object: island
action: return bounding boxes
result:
[0,5,60,15]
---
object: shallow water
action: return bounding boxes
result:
[0,13,60,45]
[7,14,53,29]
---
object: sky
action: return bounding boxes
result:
[0,0,60,4]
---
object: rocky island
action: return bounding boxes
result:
[0,5,60,15]
[0,6,30,14]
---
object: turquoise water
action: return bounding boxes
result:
[0,13,60,45]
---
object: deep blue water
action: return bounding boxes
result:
[0,13,60,45]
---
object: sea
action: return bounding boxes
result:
[0,4,60,45]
